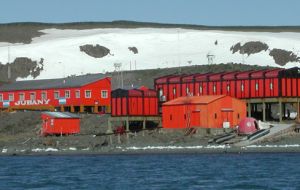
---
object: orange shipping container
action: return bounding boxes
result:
[162,95,246,129]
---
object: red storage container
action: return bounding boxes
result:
[111,87,158,117]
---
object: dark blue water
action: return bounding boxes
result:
[0,153,300,190]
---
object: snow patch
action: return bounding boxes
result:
[116,145,230,150]
[32,148,58,152]
[1,28,299,80]
[2,149,7,153]
[243,144,300,148]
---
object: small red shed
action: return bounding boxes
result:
[41,112,80,136]
[162,95,246,129]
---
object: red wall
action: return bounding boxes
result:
[0,77,111,109]
[111,89,159,117]
[162,96,246,129]
[41,114,80,135]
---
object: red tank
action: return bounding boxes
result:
[237,117,258,135]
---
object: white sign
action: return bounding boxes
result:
[15,99,50,106]
[223,122,230,129]
[59,98,66,105]
[3,101,10,108]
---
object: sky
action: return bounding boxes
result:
[0,0,300,26]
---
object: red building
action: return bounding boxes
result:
[41,112,80,136]
[162,95,246,129]
[111,87,159,117]
[0,74,111,113]
[155,67,299,101]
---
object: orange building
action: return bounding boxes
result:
[162,95,246,129]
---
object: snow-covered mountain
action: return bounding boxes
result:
[0,26,300,80]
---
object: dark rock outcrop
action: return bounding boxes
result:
[128,47,138,54]
[0,57,44,82]
[269,49,300,66]
[230,41,269,55]
[80,44,111,58]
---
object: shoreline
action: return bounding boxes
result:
[2,144,300,156]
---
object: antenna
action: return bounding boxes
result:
[177,30,182,73]
[114,63,123,88]
[206,53,215,65]
[7,46,11,80]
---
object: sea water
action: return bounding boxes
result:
[0,153,299,189]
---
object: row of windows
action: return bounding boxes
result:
[0,90,108,102]
[168,82,274,95]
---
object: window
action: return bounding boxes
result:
[19,93,25,101]
[170,115,172,120]
[41,91,47,100]
[65,90,70,99]
[85,90,91,98]
[75,90,80,98]
[237,113,240,119]
[241,83,244,92]
[101,90,108,98]
[186,87,189,94]
[30,92,36,100]
[227,84,230,92]
[213,84,216,93]
[255,83,259,91]
[0,94,3,102]
[214,113,217,119]
[173,87,176,95]
[8,93,14,101]
[159,88,163,97]
[199,85,203,93]
[54,91,59,99]
[270,82,273,90]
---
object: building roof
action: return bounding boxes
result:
[163,95,226,106]
[0,73,108,92]
[42,112,80,118]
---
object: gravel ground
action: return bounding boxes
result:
[0,111,300,155]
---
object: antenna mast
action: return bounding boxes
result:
[114,63,123,88]
[7,46,11,80]
[207,53,215,65]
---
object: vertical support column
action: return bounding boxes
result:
[107,119,113,134]
[142,118,146,136]
[247,102,252,117]
[126,117,130,140]
[107,119,113,145]
[279,100,282,122]
[297,98,300,122]
[60,105,64,112]
[94,105,98,113]
[80,105,84,113]
[70,105,75,113]
[262,101,266,122]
